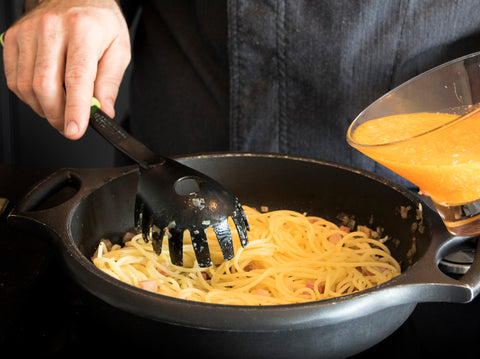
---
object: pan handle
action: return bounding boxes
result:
[8,168,85,243]
[385,232,480,304]
[7,166,139,243]
[15,168,78,213]
[456,237,480,297]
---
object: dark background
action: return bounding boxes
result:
[0,0,132,168]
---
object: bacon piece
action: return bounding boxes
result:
[328,232,343,244]
[254,289,271,297]
[305,280,325,294]
[156,264,169,277]
[317,283,325,294]
[122,232,136,243]
[305,281,314,290]
[356,266,374,276]
[339,226,351,233]
[243,262,258,272]
[327,225,350,243]
[357,225,373,237]
[138,280,158,292]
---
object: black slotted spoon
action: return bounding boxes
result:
[89,100,249,267]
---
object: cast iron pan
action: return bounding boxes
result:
[7,153,480,359]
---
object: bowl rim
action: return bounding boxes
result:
[347,50,480,149]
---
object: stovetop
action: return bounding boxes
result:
[1,164,480,358]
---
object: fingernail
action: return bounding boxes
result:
[65,121,79,138]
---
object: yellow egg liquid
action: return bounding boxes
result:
[351,112,480,206]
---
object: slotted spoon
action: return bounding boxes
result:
[89,100,249,267]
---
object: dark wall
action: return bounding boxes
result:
[0,0,132,168]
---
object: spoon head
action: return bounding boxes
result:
[134,159,249,267]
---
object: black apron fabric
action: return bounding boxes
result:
[126,0,230,157]
[123,0,480,187]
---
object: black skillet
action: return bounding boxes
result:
[7,153,480,359]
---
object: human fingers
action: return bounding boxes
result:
[62,5,131,140]
[3,27,46,118]
[32,15,68,133]
[93,34,131,118]
[63,22,102,140]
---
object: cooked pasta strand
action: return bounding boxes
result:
[92,206,400,305]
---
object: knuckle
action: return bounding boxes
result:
[38,13,61,39]
[102,75,122,88]
[16,78,34,97]
[64,67,87,87]
[32,74,54,94]
[16,21,35,38]
[68,8,97,34]
[39,12,60,27]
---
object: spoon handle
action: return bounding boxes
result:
[89,99,164,169]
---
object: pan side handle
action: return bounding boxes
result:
[15,169,79,213]
[381,194,480,304]
[7,166,139,244]
[458,238,480,298]
[386,234,480,304]
[7,169,82,247]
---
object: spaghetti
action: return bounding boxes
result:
[92,206,400,305]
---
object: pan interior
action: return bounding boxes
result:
[74,154,431,284]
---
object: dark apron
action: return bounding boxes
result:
[127,0,480,187]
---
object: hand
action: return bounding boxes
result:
[2,0,131,139]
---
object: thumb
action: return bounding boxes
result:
[93,39,131,118]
